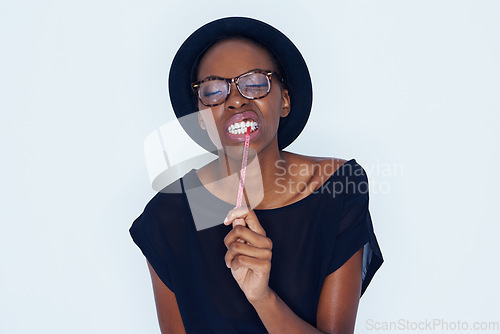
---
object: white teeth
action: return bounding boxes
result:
[227,120,259,135]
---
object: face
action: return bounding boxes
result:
[196,39,290,160]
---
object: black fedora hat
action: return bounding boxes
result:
[168,16,312,153]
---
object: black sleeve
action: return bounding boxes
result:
[129,213,175,292]
[324,167,384,297]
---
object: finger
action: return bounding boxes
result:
[223,207,266,236]
[233,217,245,226]
[230,254,272,273]
[225,242,272,268]
[223,207,248,225]
[234,217,245,224]
[224,225,273,250]
[232,218,247,243]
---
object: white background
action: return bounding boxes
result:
[1,0,499,333]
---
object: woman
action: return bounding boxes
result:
[130,17,383,334]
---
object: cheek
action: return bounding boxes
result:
[258,93,283,122]
[199,106,224,131]
[198,107,225,149]
[197,100,206,111]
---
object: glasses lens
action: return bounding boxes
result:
[238,73,270,99]
[199,79,228,106]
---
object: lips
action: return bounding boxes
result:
[224,110,260,131]
[223,110,261,142]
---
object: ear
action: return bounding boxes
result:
[280,89,291,118]
[198,111,207,130]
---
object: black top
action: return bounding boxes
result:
[129,158,383,333]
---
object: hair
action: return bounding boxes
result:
[189,35,289,107]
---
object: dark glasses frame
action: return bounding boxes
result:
[191,69,282,107]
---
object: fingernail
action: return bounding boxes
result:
[223,217,228,225]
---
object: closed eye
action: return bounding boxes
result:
[246,83,267,87]
[204,90,222,97]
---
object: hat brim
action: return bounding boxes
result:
[168,16,312,153]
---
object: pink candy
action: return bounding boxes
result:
[236,126,251,208]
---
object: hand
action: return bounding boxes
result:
[223,206,273,303]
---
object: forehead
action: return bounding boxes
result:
[197,39,275,79]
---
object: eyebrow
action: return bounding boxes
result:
[198,68,270,82]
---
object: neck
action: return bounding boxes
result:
[211,138,289,208]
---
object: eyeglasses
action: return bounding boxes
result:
[191,69,281,107]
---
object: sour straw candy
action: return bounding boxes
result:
[236,126,251,208]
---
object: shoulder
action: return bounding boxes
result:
[146,178,185,211]
[281,151,357,184]
[134,174,191,230]
[280,152,370,201]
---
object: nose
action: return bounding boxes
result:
[226,81,249,110]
